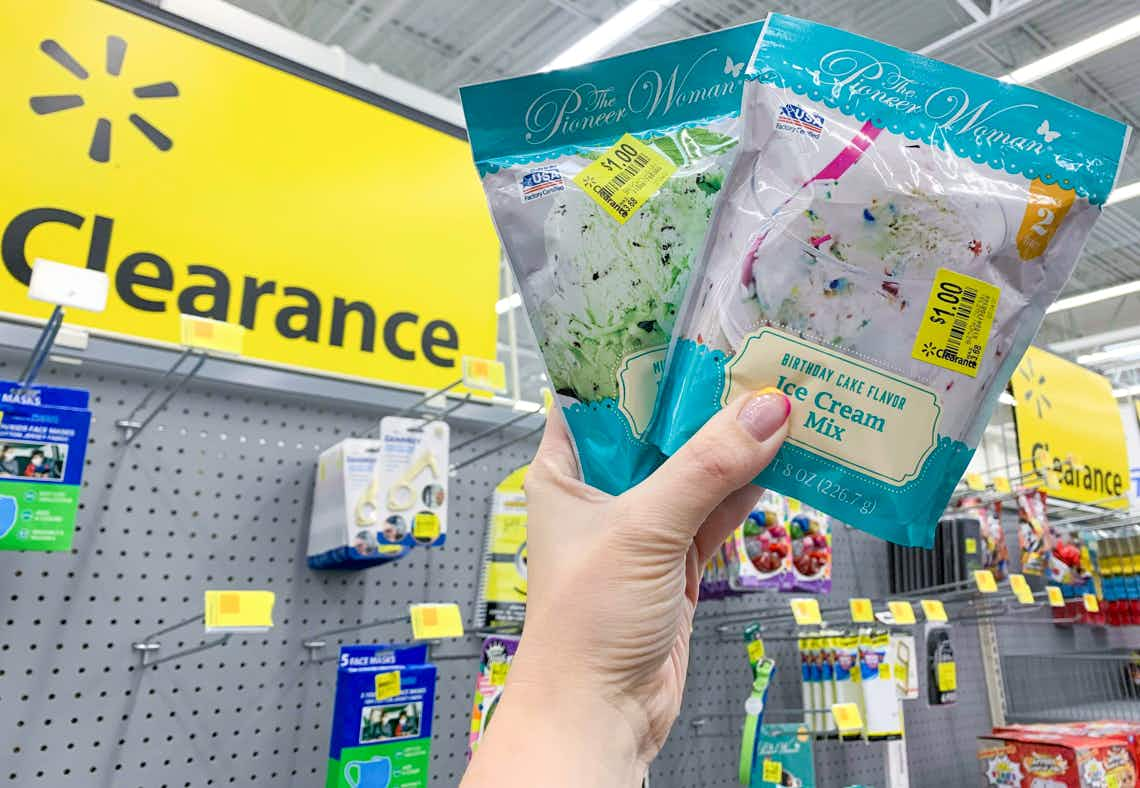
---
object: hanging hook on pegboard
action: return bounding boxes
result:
[115,348,206,442]
[131,613,232,668]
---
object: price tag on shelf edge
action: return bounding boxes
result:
[1046,586,1065,607]
[831,702,863,734]
[408,603,465,640]
[790,598,822,626]
[974,570,998,593]
[1083,594,1100,613]
[849,598,874,623]
[965,472,985,491]
[993,476,1012,494]
[1009,574,1035,605]
[920,599,948,622]
[887,600,916,625]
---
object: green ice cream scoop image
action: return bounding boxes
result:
[536,169,722,401]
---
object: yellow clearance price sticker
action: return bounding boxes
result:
[1083,594,1100,613]
[761,760,783,783]
[790,598,822,626]
[912,268,999,378]
[1009,574,1035,605]
[462,355,507,395]
[965,537,978,555]
[831,702,863,733]
[849,598,874,623]
[993,476,1012,493]
[937,661,958,692]
[489,662,509,687]
[965,472,985,491]
[974,570,998,593]
[1046,586,1065,607]
[180,314,245,355]
[374,671,401,701]
[887,600,916,625]
[921,599,948,622]
[747,639,766,663]
[408,603,465,640]
[203,590,275,632]
[573,134,677,224]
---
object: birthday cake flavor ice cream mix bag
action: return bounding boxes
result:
[460,22,764,494]
[649,15,1129,546]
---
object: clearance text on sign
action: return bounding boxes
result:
[0,0,500,390]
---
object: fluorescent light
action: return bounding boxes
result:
[1002,12,1140,84]
[1046,280,1140,315]
[541,0,680,72]
[998,391,1016,406]
[1077,339,1140,366]
[1113,384,1140,399]
[495,292,522,314]
[1107,181,1140,206]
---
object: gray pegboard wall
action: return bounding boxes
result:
[0,337,999,788]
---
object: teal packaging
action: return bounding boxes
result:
[651,14,1130,546]
[751,723,816,787]
[460,22,762,494]
[0,381,90,552]
[326,644,435,788]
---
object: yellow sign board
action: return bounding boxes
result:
[1,0,499,391]
[1011,347,1128,508]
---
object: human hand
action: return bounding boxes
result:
[463,389,790,787]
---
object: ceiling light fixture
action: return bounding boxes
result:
[1076,339,1140,366]
[1112,383,1140,399]
[1002,12,1140,84]
[494,292,523,314]
[1107,180,1140,206]
[541,0,681,72]
[1046,280,1140,315]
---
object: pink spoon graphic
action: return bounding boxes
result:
[740,119,885,289]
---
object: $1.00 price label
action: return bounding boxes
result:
[573,134,677,224]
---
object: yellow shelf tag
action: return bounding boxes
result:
[203,590,275,632]
[572,133,678,224]
[374,670,401,701]
[937,661,957,692]
[412,511,441,542]
[408,603,465,640]
[1083,594,1100,613]
[747,639,766,663]
[790,598,822,626]
[180,315,245,355]
[761,759,783,783]
[849,598,874,623]
[1009,574,1035,605]
[965,472,985,491]
[920,599,948,622]
[974,570,997,593]
[489,662,509,687]
[1046,586,1065,607]
[964,537,978,555]
[993,476,1012,494]
[887,600,916,625]
[831,702,863,734]
[462,355,507,395]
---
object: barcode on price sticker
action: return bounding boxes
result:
[573,133,677,224]
[912,268,999,378]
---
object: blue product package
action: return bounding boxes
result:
[460,21,763,494]
[651,14,1130,546]
[0,381,91,551]
[326,644,435,788]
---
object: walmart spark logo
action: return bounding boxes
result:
[921,342,936,357]
[1017,357,1052,418]
[29,35,179,163]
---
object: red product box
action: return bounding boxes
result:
[978,730,1136,788]
[996,722,1140,770]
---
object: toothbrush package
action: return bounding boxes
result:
[650,14,1129,546]
[460,22,763,494]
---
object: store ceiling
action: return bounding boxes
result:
[218,0,1140,394]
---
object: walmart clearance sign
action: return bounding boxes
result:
[1011,346,1129,508]
[0,0,499,389]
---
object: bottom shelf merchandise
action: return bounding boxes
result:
[978,721,1140,787]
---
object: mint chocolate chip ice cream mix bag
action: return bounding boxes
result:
[649,15,1130,546]
[460,22,763,495]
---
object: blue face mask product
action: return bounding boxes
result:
[0,381,91,552]
[326,644,435,788]
[459,22,763,495]
[650,14,1130,546]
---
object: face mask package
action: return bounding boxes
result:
[326,643,436,788]
[649,14,1130,546]
[460,22,764,495]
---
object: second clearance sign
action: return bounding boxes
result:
[0,0,499,389]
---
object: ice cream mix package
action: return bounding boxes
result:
[650,15,1130,545]
[460,22,763,494]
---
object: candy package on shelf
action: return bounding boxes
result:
[730,490,792,591]
[1016,488,1051,576]
[788,498,832,593]
[460,21,764,495]
[648,14,1129,547]
[961,497,1007,581]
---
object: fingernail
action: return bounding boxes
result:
[738,390,791,441]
